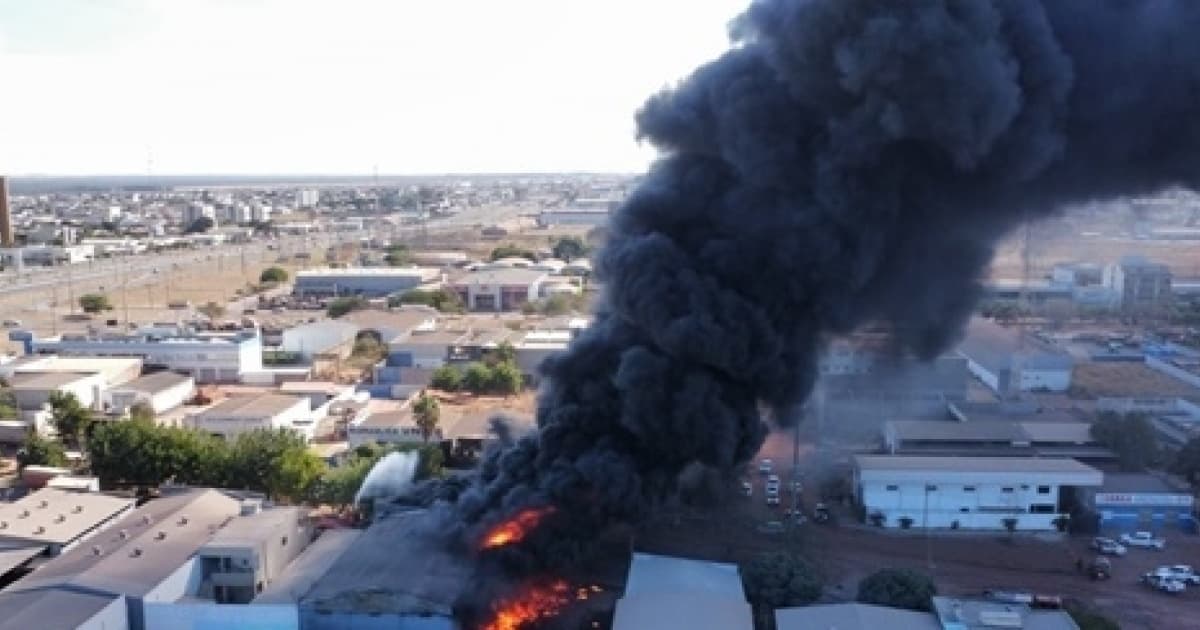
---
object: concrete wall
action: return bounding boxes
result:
[12,373,106,411]
[144,602,298,630]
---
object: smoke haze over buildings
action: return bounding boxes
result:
[423,0,1200,606]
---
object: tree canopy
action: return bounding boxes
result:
[431,365,463,391]
[1091,411,1160,472]
[49,392,93,447]
[259,266,289,283]
[1170,437,1200,485]
[184,216,215,234]
[856,568,937,612]
[741,552,823,623]
[79,293,113,313]
[17,432,67,469]
[413,392,441,442]
[384,244,411,266]
[488,244,537,262]
[327,296,369,318]
[392,288,464,313]
[551,236,588,262]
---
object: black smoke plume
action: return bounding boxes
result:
[434,0,1200,616]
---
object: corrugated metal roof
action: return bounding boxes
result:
[0,488,133,546]
[776,603,939,630]
[195,394,306,419]
[856,455,1100,475]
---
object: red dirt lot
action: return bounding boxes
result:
[639,431,1200,630]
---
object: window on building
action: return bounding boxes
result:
[1001,487,1014,493]
[963,486,976,492]
[1030,504,1055,514]
[960,507,970,513]
[281,536,288,547]
[1037,485,1051,494]
[925,485,938,492]
[885,485,899,491]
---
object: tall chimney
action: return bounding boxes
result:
[0,176,13,247]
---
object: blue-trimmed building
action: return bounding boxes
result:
[1087,473,1197,533]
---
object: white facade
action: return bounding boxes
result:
[10,372,107,411]
[856,456,1102,531]
[295,190,319,208]
[280,320,359,360]
[347,411,432,449]
[1015,366,1072,392]
[107,374,197,415]
[188,395,313,441]
[26,332,263,384]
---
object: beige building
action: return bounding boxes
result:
[187,394,313,441]
[194,503,314,604]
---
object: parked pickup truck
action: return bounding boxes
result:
[1120,531,1166,550]
[1152,565,1200,585]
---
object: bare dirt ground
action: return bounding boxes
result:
[1073,362,1200,399]
[635,432,1200,630]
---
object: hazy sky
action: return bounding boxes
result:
[0,0,747,176]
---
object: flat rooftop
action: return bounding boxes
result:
[196,394,306,419]
[856,455,1101,475]
[110,371,193,394]
[0,489,134,546]
[776,603,938,630]
[254,529,361,605]
[202,505,306,550]
[8,371,92,390]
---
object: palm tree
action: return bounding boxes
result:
[413,392,441,443]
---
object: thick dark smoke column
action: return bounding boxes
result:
[449,0,1200,572]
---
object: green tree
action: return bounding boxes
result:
[413,392,441,442]
[856,568,937,612]
[1065,603,1121,630]
[128,402,155,423]
[227,429,321,501]
[551,236,588,262]
[79,293,113,313]
[197,301,225,320]
[1170,437,1200,486]
[488,244,537,262]
[274,447,325,503]
[431,366,462,391]
[327,296,368,318]
[1091,411,1160,471]
[392,288,464,313]
[17,432,67,469]
[488,341,517,367]
[489,362,523,396]
[259,266,289,283]
[48,392,93,447]
[384,244,411,266]
[462,362,493,393]
[0,383,17,421]
[184,216,215,234]
[741,552,823,626]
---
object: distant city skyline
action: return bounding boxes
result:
[0,0,746,176]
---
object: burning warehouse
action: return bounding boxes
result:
[350,0,1200,627]
[298,511,470,628]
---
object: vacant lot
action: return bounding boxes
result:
[1073,362,1200,399]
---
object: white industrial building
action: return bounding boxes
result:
[8,372,107,411]
[279,320,359,360]
[347,409,433,449]
[0,488,135,560]
[448,267,549,311]
[292,267,438,298]
[187,394,313,441]
[855,455,1102,531]
[12,329,263,384]
[956,318,1073,394]
[0,489,242,630]
[107,372,196,415]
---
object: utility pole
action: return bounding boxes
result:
[66,261,75,315]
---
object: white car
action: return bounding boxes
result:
[1120,531,1166,550]
[1091,537,1127,556]
[1142,573,1186,594]
[765,493,781,506]
[758,459,773,475]
[767,474,780,485]
[1,319,20,328]
[741,481,753,497]
[1154,565,1200,585]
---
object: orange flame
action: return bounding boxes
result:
[480,507,556,550]
[481,580,602,630]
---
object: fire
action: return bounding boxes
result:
[481,580,603,630]
[480,507,556,549]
